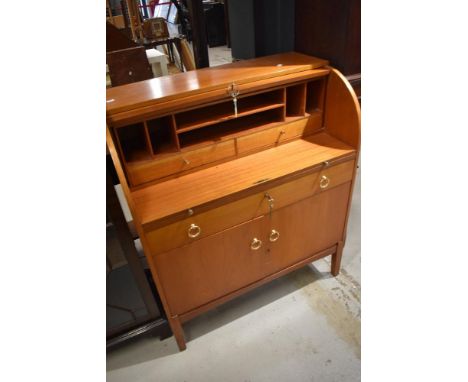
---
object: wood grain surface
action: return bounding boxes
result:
[132,132,355,225]
[105,53,361,351]
[266,182,351,273]
[106,52,328,115]
[145,160,355,255]
[108,68,330,126]
[178,245,337,323]
[153,216,270,315]
[153,182,350,316]
[324,68,361,149]
[127,139,236,186]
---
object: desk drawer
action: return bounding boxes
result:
[145,158,355,255]
[128,140,236,186]
[236,113,321,155]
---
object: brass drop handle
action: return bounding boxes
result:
[188,223,201,238]
[274,129,285,145]
[269,229,280,242]
[250,238,262,250]
[320,175,330,189]
[183,158,190,165]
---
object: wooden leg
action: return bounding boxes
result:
[169,316,187,351]
[331,241,344,276]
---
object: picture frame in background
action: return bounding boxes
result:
[143,17,170,40]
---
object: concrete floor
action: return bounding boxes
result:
[107,46,361,381]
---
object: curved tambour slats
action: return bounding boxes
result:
[324,68,361,150]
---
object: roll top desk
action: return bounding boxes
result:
[106,52,360,350]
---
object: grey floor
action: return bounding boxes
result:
[107,46,361,382]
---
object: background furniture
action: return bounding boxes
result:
[186,0,209,68]
[106,159,171,347]
[106,46,153,87]
[142,17,170,40]
[295,0,361,99]
[106,52,360,351]
[203,1,226,47]
[227,0,294,60]
[145,48,169,76]
[137,36,185,70]
[107,21,140,52]
[225,0,361,99]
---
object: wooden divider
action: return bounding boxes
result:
[112,78,328,185]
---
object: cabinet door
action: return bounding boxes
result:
[265,182,352,273]
[152,216,269,316]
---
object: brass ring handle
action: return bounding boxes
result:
[250,238,262,250]
[188,223,201,238]
[320,175,330,189]
[269,229,280,242]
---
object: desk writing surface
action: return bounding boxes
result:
[132,132,355,225]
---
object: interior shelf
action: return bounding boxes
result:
[306,78,326,113]
[114,78,328,180]
[178,108,285,150]
[146,117,179,155]
[116,123,152,163]
[175,89,285,133]
[286,83,307,117]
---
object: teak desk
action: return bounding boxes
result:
[106,52,361,351]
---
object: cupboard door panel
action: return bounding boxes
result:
[152,216,269,315]
[265,182,351,273]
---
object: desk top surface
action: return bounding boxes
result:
[132,132,355,226]
[106,52,328,116]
